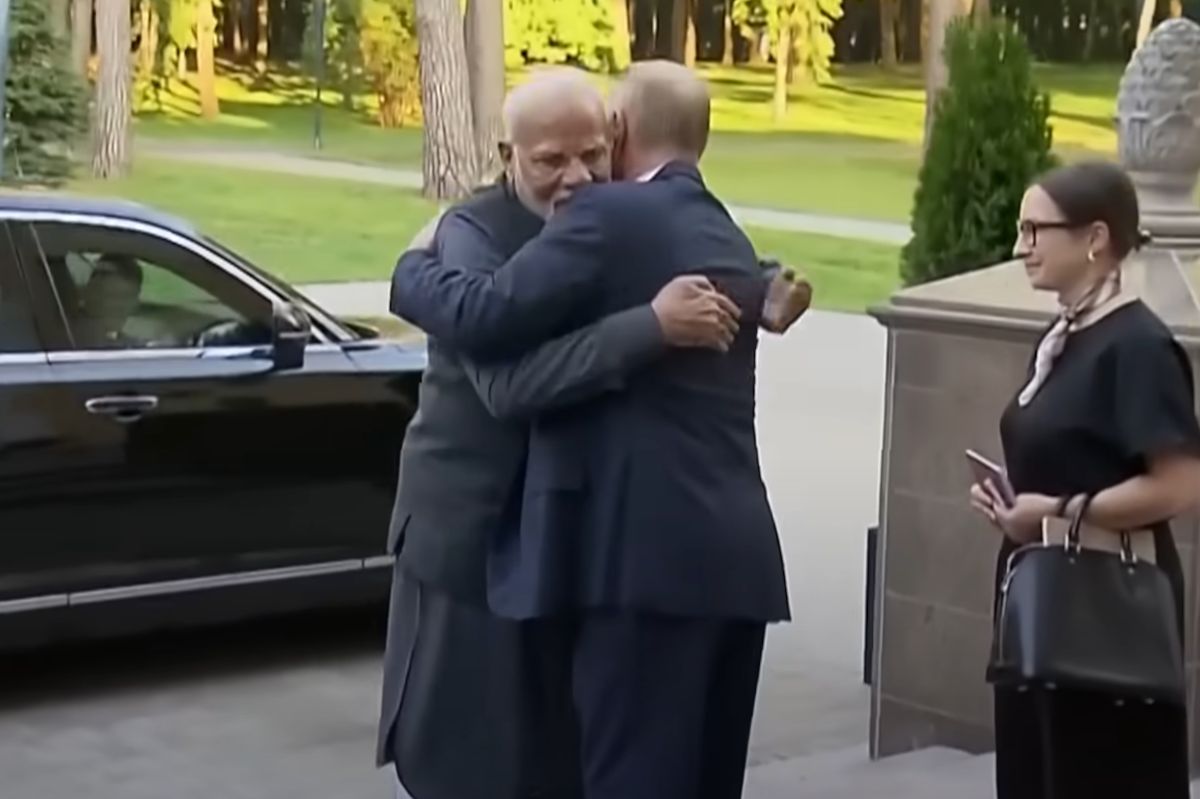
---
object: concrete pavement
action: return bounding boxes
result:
[0,305,886,798]
[138,140,913,245]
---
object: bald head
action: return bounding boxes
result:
[502,67,606,146]
[498,66,612,218]
[610,60,711,160]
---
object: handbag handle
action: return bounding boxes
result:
[1064,493,1137,564]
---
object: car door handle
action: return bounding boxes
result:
[85,395,160,423]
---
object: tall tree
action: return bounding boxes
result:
[1136,0,1157,48]
[93,0,132,178]
[611,0,633,68]
[465,0,504,179]
[256,0,269,70]
[923,0,968,149]
[70,0,92,76]
[137,0,156,76]
[6,0,88,184]
[684,0,697,64]
[633,0,655,58]
[772,18,791,119]
[198,0,220,117]
[879,0,897,66]
[972,0,988,18]
[50,0,71,38]
[416,0,478,198]
[723,0,735,64]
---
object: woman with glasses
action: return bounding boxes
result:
[968,160,1200,798]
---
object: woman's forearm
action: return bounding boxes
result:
[1085,459,1200,531]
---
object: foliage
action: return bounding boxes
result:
[304,0,367,110]
[733,0,844,82]
[304,0,419,127]
[503,0,619,73]
[901,16,1057,287]
[359,0,420,127]
[4,0,89,183]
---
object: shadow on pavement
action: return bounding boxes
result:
[0,608,387,713]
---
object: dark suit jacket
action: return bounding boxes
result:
[388,183,666,604]
[390,162,791,624]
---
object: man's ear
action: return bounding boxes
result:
[498,141,514,169]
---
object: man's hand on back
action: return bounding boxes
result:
[760,267,813,334]
[652,276,741,352]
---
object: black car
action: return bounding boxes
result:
[0,194,425,650]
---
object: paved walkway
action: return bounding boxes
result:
[137,140,913,245]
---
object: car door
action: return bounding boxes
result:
[10,217,391,599]
[0,221,83,610]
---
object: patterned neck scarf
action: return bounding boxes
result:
[1017,272,1123,407]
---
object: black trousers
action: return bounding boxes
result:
[564,612,766,799]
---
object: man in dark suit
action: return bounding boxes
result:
[389,61,791,799]
[377,67,747,799]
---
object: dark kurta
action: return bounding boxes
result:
[992,300,1200,798]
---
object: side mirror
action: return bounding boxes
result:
[272,302,312,371]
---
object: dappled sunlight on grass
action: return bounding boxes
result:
[130,61,1127,220]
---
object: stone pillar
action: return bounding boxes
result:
[867,17,1200,763]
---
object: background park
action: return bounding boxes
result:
[14,0,1200,317]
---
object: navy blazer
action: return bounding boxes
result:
[392,162,790,623]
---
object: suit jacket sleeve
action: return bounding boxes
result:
[389,190,608,360]
[392,206,665,420]
[464,306,664,421]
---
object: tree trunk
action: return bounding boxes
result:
[50,0,71,38]
[198,0,220,118]
[654,0,680,58]
[880,0,898,66]
[223,0,240,55]
[923,0,965,151]
[137,0,153,74]
[671,0,687,62]
[684,0,696,66]
[610,0,633,69]
[773,19,791,121]
[1169,0,1182,16]
[70,0,92,77]
[972,0,990,18]
[722,0,734,65]
[633,0,656,59]
[256,0,269,71]
[416,0,478,199]
[1136,0,1156,48]
[464,0,505,180]
[93,0,132,178]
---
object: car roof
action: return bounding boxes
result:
[0,192,199,238]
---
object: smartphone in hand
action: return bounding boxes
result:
[965,449,1016,508]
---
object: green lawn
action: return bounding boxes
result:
[135,61,1125,222]
[64,159,901,312]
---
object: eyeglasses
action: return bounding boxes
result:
[1017,220,1079,247]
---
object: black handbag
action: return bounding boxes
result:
[987,494,1186,705]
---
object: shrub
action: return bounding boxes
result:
[900,16,1057,287]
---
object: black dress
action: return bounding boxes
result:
[993,300,1200,798]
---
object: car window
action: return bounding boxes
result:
[0,230,40,354]
[29,222,274,352]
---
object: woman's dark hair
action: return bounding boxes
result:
[1035,160,1150,259]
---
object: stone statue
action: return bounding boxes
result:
[1116,18,1200,244]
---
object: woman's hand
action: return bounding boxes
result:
[970,480,1058,544]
